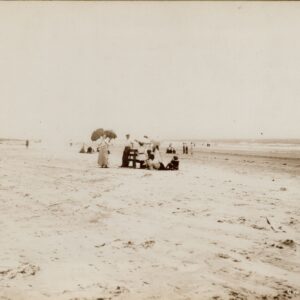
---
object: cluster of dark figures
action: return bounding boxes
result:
[121,135,179,171]
[122,147,179,171]
[166,144,176,154]
[166,142,196,155]
[80,134,181,170]
[182,143,189,154]
[80,145,105,154]
[182,142,195,154]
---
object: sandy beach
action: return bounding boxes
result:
[0,142,299,300]
[2,1,300,299]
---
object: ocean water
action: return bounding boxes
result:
[2,138,300,159]
[162,139,300,159]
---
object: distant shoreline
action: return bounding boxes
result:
[192,148,300,161]
[1,137,300,144]
[0,138,24,142]
[165,138,300,145]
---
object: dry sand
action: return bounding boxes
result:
[0,143,299,300]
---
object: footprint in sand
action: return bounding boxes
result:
[123,241,135,249]
[228,290,247,300]
[141,240,155,249]
[95,243,106,248]
[281,239,295,246]
[288,217,299,226]
[92,193,102,198]
[261,288,299,300]
[0,263,40,279]
[109,286,129,297]
[217,253,230,259]
[142,173,152,178]
[277,239,297,251]
[251,224,267,231]
[120,240,156,250]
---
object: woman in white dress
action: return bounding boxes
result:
[145,145,164,170]
[153,145,165,169]
[98,136,110,168]
[136,142,147,168]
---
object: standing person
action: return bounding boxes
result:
[183,142,186,154]
[98,136,110,168]
[190,142,194,155]
[25,140,29,148]
[143,135,153,151]
[185,144,189,154]
[121,134,133,168]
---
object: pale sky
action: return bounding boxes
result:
[1,2,300,142]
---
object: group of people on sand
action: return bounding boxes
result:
[96,134,179,170]
[182,142,195,155]
[166,144,176,154]
[166,142,196,155]
[120,134,179,171]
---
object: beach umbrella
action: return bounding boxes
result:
[91,128,104,141]
[104,129,117,140]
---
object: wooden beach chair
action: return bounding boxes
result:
[128,149,139,168]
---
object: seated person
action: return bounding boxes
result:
[166,144,176,154]
[137,143,147,169]
[146,149,152,158]
[87,146,94,153]
[145,154,160,170]
[139,149,152,169]
[166,144,173,154]
[153,145,165,170]
[79,144,86,153]
[166,156,179,170]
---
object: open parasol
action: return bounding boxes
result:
[104,130,117,140]
[91,128,104,141]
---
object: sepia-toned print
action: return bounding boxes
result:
[0,2,300,300]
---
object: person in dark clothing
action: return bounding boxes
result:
[166,156,179,170]
[87,146,93,153]
[121,134,132,167]
[146,149,152,158]
[166,143,176,154]
[159,162,166,170]
[122,147,130,167]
